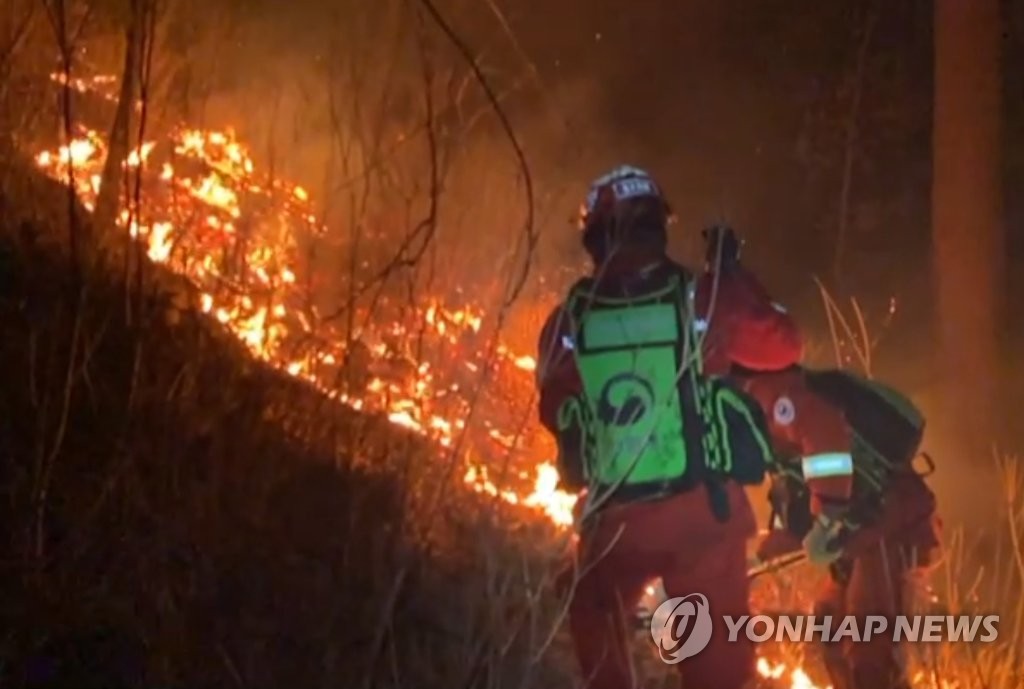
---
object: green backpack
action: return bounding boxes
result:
[558,270,773,501]
[805,369,927,496]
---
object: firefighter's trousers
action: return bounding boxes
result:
[816,474,940,689]
[567,482,757,689]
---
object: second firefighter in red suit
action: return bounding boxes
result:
[739,366,941,689]
[691,224,941,689]
[536,166,802,689]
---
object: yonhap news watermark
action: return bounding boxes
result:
[719,612,1000,644]
[650,594,1000,664]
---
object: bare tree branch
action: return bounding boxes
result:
[415,0,535,308]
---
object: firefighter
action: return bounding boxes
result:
[739,364,942,689]
[536,165,793,689]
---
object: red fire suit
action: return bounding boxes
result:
[693,266,805,376]
[741,368,941,689]
[537,252,802,689]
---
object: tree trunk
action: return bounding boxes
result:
[932,0,1004,454]
[93,2,142,240]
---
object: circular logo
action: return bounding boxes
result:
[772,395,796,426]
[596,373,655,427]
[649,593,714,664]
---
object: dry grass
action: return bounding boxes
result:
[0,165,579,688]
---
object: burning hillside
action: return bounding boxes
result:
[28,71,982,689]
[24,76,863,689]
[32,72,576,528]
[31,95,855,689]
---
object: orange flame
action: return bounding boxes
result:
[31,86,576,531]
[756,658,832,689]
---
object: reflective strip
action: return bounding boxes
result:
[692,318,709,333]
[561,335,575,350]
[801,452,854,480]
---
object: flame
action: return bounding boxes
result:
[126,142,156,167]
[513,355,537,372]
[30,75,576,531]
[756,658,832,689]
[186,173,240,216]
[523,463,577,526]
[463,461,576,527]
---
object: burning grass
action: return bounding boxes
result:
[28,92,576,527]
[0,165,581,687]
[0,61,591,686]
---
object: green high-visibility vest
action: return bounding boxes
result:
[565,275,699,487]
[558,271,773,497]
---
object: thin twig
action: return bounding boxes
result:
[415,0,536,308]
[833,3,877,287]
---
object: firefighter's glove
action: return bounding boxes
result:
[802,514,845,566]
[702,225,742,271]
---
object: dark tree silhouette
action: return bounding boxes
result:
[932,0,1004,452]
